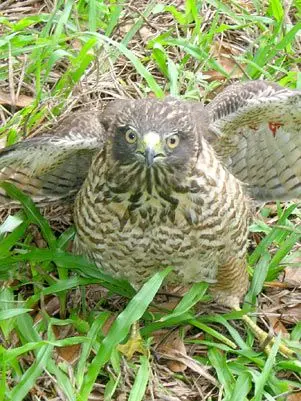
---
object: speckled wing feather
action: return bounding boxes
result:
[0,112,105,206]
[207,81,301,201]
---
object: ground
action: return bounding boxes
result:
[0,1,300,401]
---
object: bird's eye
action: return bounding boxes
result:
[125,129,137,144]
[166,134,180,149]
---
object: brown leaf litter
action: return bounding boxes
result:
[0,0,300,400]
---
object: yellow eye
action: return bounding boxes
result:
[125,129,137,144]
[166,134,180,149]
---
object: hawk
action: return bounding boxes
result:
[0,81,300,352]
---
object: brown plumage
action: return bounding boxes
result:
[0,81,300,310]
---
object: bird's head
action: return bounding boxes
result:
[105,98,207,175]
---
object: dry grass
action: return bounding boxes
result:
[0,1,300,400]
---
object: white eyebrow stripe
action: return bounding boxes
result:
[165,131,179,138]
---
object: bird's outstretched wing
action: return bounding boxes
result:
[0,112,105,206]
[207,81,301,201]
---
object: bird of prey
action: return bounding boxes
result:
[0,81,300,354]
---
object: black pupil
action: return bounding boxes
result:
[128,132,135,140]
[170,137,176,144]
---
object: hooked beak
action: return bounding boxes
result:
[145,147,156,167]
[138,132,164,168]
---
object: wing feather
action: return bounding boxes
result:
[207,81,301,200]
[0,112,105,206]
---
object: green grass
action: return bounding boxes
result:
[0,1,300,400]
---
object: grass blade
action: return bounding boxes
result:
[77,268,171,401]
[8,343,53,401]
[0,182,56,249]
[252,336,281,401]
[128,355,150,401]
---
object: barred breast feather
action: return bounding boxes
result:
[73,136,250,306]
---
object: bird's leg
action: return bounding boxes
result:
[117,321,147,359]
[238,310,294,358]
[212,258,295,358]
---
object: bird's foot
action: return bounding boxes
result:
[117,322,147,359]
[242,314,294,358]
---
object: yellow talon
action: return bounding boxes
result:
[117,322,147,359]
